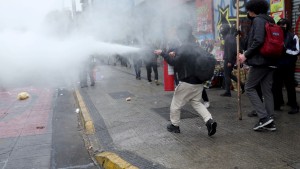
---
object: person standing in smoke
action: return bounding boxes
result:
[133,55,142,80]
[144,41,159,85]
[132,39,142,80]
[220,24,245,97]
[154,23,217,136]
[80,55,96,88]
[272,18,299,114]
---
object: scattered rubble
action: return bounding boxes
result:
[17,92,29,100]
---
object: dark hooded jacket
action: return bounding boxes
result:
[244,14,278,67]
[161,41,204,84]
[223,33,237,65]
[277,31,300,66]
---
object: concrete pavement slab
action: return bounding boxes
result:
[10,143,52,160]
[5,155,50,169]
[0,86,98,169]
[15,133,52,148]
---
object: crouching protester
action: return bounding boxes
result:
[154,23,217,136]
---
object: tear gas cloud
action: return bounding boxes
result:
[0,0,194,87]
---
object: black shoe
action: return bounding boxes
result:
[206,119,217,136]
[253,116,273,131]
[241,84,245,94]
[81,85,88,88]
[247,110,258,117]
[91,82,95,86]
[274,107,282,111]
[288,106,299,114]
[220,93,231,97]
[167,124,180,133]
[262,122,276,131]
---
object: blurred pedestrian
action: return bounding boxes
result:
[272,18,299,114]
[80,55,96,88]
[133,54,142,80]
[144,42,159,85]
[220,24,245,97]
[154,23,217,136]
[132,39,142,80]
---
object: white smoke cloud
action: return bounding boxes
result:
[0,0,194,88]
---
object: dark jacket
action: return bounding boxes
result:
[161,42,203,84]
[223,33,237,65]
[277,31,299,66]
[244,14,278,67]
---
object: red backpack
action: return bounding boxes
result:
[260,22,284,57]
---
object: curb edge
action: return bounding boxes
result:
[74,89,95,134]
[74,89,139,169]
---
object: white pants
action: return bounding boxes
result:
[170,82,212,126]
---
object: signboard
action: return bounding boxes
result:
[195,0,214,40]
[270,0,285,22]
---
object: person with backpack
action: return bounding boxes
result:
[154,23,217,136]
[272,18,299,114]
[167,32,211,108]
[238,0,278,131]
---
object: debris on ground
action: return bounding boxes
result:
[126,97,131,101]
[18,92,30,100]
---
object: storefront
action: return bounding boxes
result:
[292,0,300,87]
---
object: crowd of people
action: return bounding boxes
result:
[79,0,299,136]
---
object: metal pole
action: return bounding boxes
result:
[236,0,242,120]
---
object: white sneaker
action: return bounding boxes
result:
[204,102,210,108]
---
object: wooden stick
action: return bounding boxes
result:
[236,0,242,120]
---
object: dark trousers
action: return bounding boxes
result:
[273,64,298,108]
[202,88,209,102]
[80,66,95,86]
[245,67,274,119]
[223,62,242,94]
[133,60,142,78]
[146,62,158,82]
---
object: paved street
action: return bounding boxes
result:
[78,63,300,169]
[1,62,299,169]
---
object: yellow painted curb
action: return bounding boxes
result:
[74,89,95,134]
[95,152,139,169]
[74,89,137,169]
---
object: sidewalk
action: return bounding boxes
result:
[0,85,98,169]
[0,87,53,168]
[77,64,300,169]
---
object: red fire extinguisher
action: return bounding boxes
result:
[163,60,175,91]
